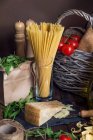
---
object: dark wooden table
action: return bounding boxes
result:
[0,84,90,140]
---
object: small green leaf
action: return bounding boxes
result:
[3,88,35,119]
[53,130,63,139]
[4,65,12,74]
[46,127,53,138]
[0,55,27,74]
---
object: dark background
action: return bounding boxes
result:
[0,0,93,57]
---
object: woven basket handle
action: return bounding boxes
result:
[57,9,93,27]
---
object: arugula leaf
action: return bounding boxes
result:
[0,55,28,74]
[53,130,63,139]
[25,127,77,140]
[45,127,54,138]
[4,65,13,75]
[3,104,12,118]
[3,89,35,119]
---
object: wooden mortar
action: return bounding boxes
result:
[0,119,24,140]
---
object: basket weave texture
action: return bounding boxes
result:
[53,9,93,98]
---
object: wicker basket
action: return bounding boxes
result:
[53,9,93,98]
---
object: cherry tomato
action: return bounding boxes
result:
[61,44,74,56]
[61,36,68,42]
[68,39,79,49]
[71,35,81,42]
[58,36,68,52]
[58,42,64,52]
[59,134,72,140]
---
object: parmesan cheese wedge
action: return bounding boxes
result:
[25,100,64,126]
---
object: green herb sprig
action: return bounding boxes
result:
[3,89,35,119]
[25,126,77,140]
[0,55,28,74]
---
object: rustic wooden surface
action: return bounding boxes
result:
[0,84,89,140]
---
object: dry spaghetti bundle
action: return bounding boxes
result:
[26,22,64,98]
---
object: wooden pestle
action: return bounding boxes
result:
[80,110,93,117]
[26,19,34,58]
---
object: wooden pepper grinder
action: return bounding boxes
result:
[15,21,26,57]
[26,19,34,58]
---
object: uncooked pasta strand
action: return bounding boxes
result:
[49,30,64,60]
[26,22,64,98]
[29,32,36,58]
[45,31,53,58]
[39,65,52,97]
[38,31,42,61]
[43,31,48,60]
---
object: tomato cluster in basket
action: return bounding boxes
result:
[58,34,81,56]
